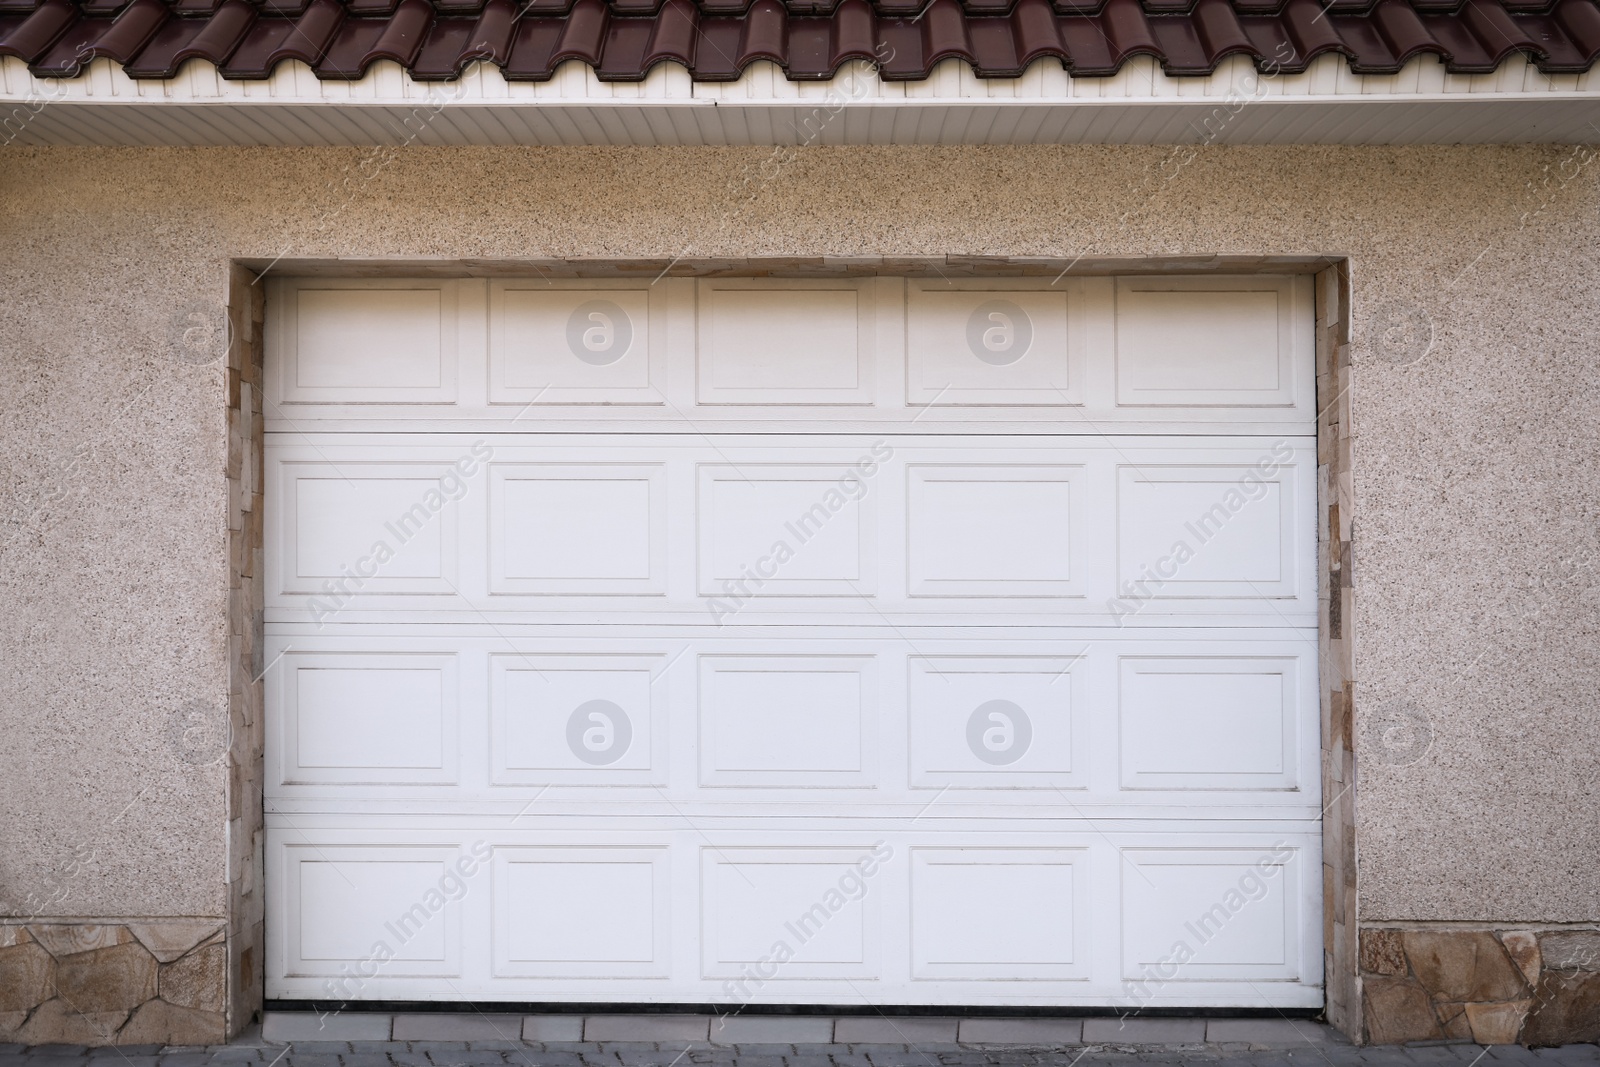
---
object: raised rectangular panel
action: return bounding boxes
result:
[910,849,1086,979]
[294,477,441,580]
[1115,277,1297,407]
[492,848,668,977]
[906,285,1081,406]
[281,652,457,785]
[490,655,660,784]
[698,466,873,597]
[276,280,459,405]
[907,657,1084,789]
[281,845,466,977]
[490,285,660,405]
[701,847,884,979]
[1121,848,1300,981]
[1116,463,1296,598]
[1120,658,1297,790]
[277,462,462,597]
[907,466,1081,597]
[490,464,665,595]
[697,282,873,405]
[699,656,874,787]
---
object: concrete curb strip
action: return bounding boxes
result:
[710,1018,837,1044]
[520,1017,585,1042]
[250,1012,1368,1049]
[390,1015,523,1041]
[582,1016,712,1042]
[832,1019,960,1043]
[1081,1018,1208,1043]
[1206,1019,1335,1044]
[957,1019,1086,1044]
[260,1015,392,1042]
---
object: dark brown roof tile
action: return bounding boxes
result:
[0,0,76,61]
[126,0,254,74]
[1279,0,1348,62]
[1556,0,1600,58]
[1194,0,1255,56]
[170,0,227,15]
[411,0,511,75]
[315,0,434,73]
[29,0,166,72]
[1103,0,1163,67]
[221,0,340,74]
[3,0,1597,81]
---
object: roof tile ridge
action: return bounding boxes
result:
[729,0,785,70]
[365,0,433,65]
[824,0,878,74]
[48,0,167,72]
[1008,0,1068,72]
[1550,0,1600,63]
[220,0,340,76]
[548,0,606,68]
[1367,0,1446,68]
[639,0,697,70]
[126,0,255,74]
[0,0,77,62]
[1458,0,1543,65]
[1190,0,1255,58]
[1100,0,1161,65]
[1278,0,1352,64]
[462,0,513,58]
[916,0,972,71]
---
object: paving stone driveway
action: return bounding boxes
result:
[1,1038,1597,1067]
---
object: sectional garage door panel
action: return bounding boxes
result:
[266,828,1321,1006]
[264,275,1315,435]
[262,275,1323,1009]
[263,435,1317,626]
[260,630,1319,817]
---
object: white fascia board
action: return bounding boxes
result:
[2,53,1599,146]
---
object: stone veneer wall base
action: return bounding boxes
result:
[0,922,229,1045]
[1360,926,1600,1045]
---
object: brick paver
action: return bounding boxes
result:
[0,1036,1596,1067]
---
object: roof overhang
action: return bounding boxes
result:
[4,51,1598,144]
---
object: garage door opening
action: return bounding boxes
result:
[260,273,1323,1010]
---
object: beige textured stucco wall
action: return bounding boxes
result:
[0,144,1597,1033]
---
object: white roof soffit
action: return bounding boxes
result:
[3,51,1598,146]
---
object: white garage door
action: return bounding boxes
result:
[262,274,1322,1009]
